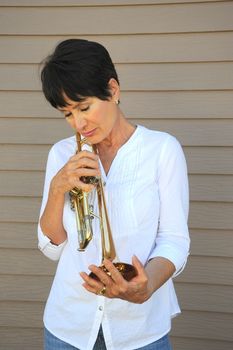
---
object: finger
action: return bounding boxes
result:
[76,167,101,178]
[103,259,126,285]
[74,180,95,193]
[132,255,145,275]
[75,157,100,170]
[82,282,97,294]
[82,282,107,297]
[69,155,100,174]
[81,273,107,296]
[88,265,113,287]
[71,151,99,163]
[79,272,102,289]
[132,256,149,286]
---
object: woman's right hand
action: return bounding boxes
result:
[50,150,101,195]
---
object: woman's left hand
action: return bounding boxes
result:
[79,255,153,304]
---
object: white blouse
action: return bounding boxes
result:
[38,125,190,350]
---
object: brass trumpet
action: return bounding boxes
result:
[69,133,137,281]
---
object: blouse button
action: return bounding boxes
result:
[99,306,103,311]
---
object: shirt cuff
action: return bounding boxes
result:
[148,241,190,278]
[38,225,67,261]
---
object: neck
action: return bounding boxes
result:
[97,115,136,154]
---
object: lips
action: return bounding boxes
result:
[82,128,96,137]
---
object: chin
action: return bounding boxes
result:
[87,135,102,145]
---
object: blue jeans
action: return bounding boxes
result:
[44,326,106,350]
[44,326,172,350]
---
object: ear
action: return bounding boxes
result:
[108,78,120,102]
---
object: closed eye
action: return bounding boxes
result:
[80,106,89,112]
[64,105,89,118]
[65,112,72,118]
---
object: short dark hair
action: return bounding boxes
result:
[40,39,119,108]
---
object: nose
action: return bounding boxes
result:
[72,111,87,131]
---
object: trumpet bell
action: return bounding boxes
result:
[89,262,137,282]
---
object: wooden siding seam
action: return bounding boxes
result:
[1,30,233,37]
[171,335,233,343]
[2,60,233,64]
[2,90,233,93]
[0,1,231,7]
[174,280,233,286]
[180,308,233,315]
[2,196,233,203]
[1,247,233,261]
[2,30,233,37]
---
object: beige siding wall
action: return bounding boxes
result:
[0,1,232,349]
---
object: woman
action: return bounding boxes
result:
[38,39,190,350]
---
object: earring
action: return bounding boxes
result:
[115,100,119,105]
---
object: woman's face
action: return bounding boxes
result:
[58,80,120,144]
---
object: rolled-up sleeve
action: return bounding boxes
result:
[38,146,67,261]
[148,135,190,277]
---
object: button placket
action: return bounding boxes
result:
[97,293,105,313]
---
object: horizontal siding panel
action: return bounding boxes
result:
[0,91,55,118]
[0,249,232,286]
[1,172,233,203]
[0,327,43,350]
[0,0,228,6]
[1,145,233,175]
[1,275,233,314]
[0,225,232,259]
[1,62,233,91]
[1,32,233,64]
[0,198,233,229]
[175,282,233,313]
[189,201,233,230]
[0,222,38,248]
[50,61,233,91]
[0,275,52,301]
[0,197,41,223]
[0,171,44,197]
[1,223,232,258]
[190,229,233,257]
[172,310,233,341]
[140,119,233,146]
[184,147,233,175]
[0,301,43,328]
[171,337,233,350]
[177,256,233,285]
[0,145,50,171]
[1,303,233,341]
[0,3,232,35]
[189,174,233,202]
[1,91,233,119]
[0,248,56,275]
[1,118,233,146]
[0,118,72,145]
[0,64,40,91]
